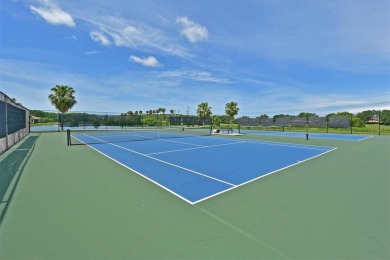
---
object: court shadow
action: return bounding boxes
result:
[0,134,39,223]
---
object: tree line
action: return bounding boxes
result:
[251,110,390,127]
[40,85,389,130]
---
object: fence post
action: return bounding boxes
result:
[5,99,8,150]
[350,115,353,134]
[326,116,329,133]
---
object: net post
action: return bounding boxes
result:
[306,116,309,133]
[67,129,70,146]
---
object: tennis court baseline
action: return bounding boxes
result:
[71,132,336,204]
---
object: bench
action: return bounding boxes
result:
[220,128,234,134]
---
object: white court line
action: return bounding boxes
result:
[147,140,247,155]
[82,134,237,188]
[196,206,289,259]
[159,138,206,147]
[358,135,373,141]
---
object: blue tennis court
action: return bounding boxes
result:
[240,130,372,141]
[71,132,336,204]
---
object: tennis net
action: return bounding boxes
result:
[67,126,212,145]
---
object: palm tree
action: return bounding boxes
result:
[197,102,212,125]
[48,85,77,130]
[225,101,239,128]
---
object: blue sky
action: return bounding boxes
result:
[1,0,389,116]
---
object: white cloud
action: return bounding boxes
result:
[176,16,208,43]
[81,15,190,58]
[110,26,140,47]
[30,0,75,27]
[66,35,78,41]
[129,55,160,67]
[89,31,111,46]
[158,69,230,83]
[85,51,100,55]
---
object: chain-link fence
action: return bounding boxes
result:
[29,110,389,135]
[237,115,389,134]
[30,111,212,131]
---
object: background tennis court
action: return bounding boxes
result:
[240,129,371,141]
[0,132,389,259]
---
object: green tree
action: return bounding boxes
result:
[380,110,390,125]
[211,115,221,129]
[326,111,352,117]
[273,114,291,120]
[69,119,79,128]
[48,85,77,130]
[356,110,378,122]
[93,118,101,129]
[196,102,212,123]
[225,101,239,128]
[298,112,318,118]
[351,116,365,127]
[259,114,269,119]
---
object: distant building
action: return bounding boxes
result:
[367,119,383,124]
[30,116,41,123]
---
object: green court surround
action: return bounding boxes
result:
[0,132,389,259]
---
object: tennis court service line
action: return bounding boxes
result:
[147,140,247,155]
[192,134,334,151]
[158,138,206,147]
[229,138,334,151]
[83,134,237,187]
